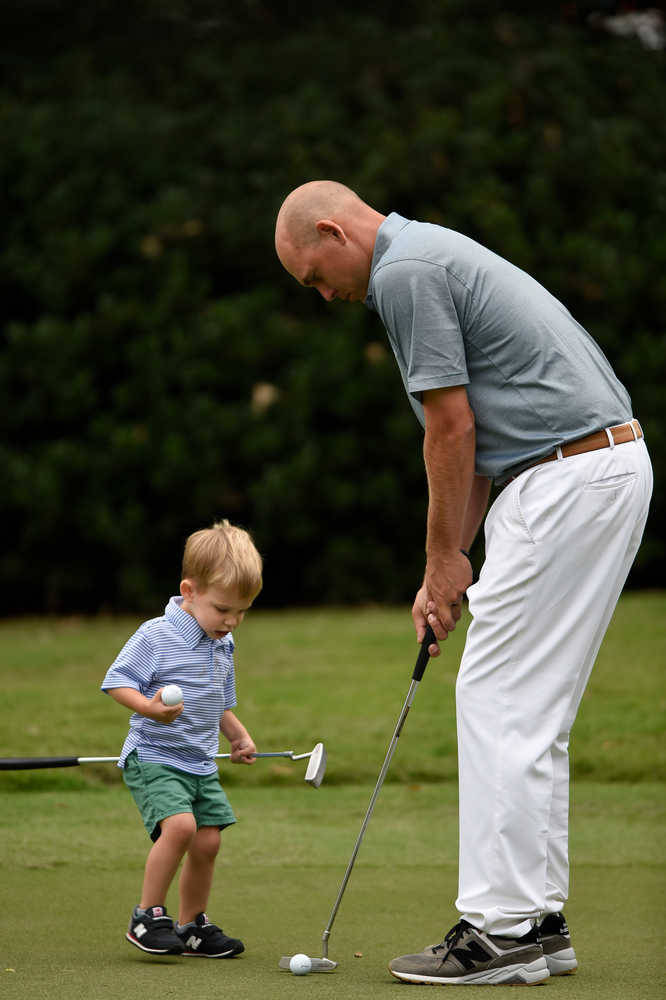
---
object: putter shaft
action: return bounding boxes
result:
[320,626,435,958]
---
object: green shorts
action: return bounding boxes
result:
[123,751,236,842]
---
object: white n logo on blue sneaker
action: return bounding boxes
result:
[186,935,202,951]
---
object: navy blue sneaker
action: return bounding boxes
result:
[126,905,184,955]
[176,912,244,958]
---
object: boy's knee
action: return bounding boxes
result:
[197,825,221,858]
[160,811,197,847]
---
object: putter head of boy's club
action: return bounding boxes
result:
[304,742,326,787]
[278,954,337,972]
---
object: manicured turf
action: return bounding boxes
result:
[1,597,664,997]
[1,783,664,999]
[1,594,664,787]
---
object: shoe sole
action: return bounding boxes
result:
[545,949,577,976]
[389,956,550,986]
[182,945,244,958]
[126,931,184,955]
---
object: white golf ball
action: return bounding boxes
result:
[161,684,183,706]
[289,953,312,976]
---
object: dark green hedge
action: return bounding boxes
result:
[1,2,663,612]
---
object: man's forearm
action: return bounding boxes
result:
[461,475,492,552]
[424,410,476,564]
[417,387,477,643]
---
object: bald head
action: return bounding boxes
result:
[274,181,386,303]
[275,181,367,250]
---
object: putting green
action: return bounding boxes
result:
[1,782,663,999]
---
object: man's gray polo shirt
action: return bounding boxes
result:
[365,213,632,480]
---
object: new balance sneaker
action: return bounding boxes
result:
[176,912,244,958]
[537,912,578,975]
[389,919,549,986]
[126,905,184,955]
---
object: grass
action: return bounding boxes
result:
[1,596,665,998]
[1,783,664,999]
[1,593,664,786]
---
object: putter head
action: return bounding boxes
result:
[304,742,326,788]
[278,955,337,972]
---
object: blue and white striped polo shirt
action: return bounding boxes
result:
[101,596,237,775]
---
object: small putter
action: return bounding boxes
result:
[0,742,327,787]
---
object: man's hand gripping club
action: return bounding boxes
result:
[413,550,473,657]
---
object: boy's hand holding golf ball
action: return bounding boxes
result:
[146,684,184,723]
[104,684,184,723]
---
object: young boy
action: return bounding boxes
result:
[101,520,262,958]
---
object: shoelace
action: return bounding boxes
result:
[431,920,471,956]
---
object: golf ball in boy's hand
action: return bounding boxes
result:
[161,684,183,706]
[289,954,312,976]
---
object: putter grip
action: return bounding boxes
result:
[0,757,81,770]
[412,624,437,681]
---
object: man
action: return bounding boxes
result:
[274,181,652,986]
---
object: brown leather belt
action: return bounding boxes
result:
[511,419,643,479]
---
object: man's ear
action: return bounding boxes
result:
[316,219,347,243]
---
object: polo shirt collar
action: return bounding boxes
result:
[165,595,207,648]
[364,212,411,311]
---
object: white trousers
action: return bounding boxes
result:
[455,435,652,937]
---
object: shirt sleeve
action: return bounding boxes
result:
[374,258,470,399]
[101,627,156,694]
[222,639,237,710]
[223,663,237,711]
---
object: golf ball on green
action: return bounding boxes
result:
[161,684,183,706]
[289,954,312,975]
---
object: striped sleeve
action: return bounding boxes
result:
[101,626,156,693]
[223,658,237,710]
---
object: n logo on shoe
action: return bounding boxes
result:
[451,940,492,971]
[186,935,202,951]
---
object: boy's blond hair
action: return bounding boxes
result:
[182,520,263,598]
